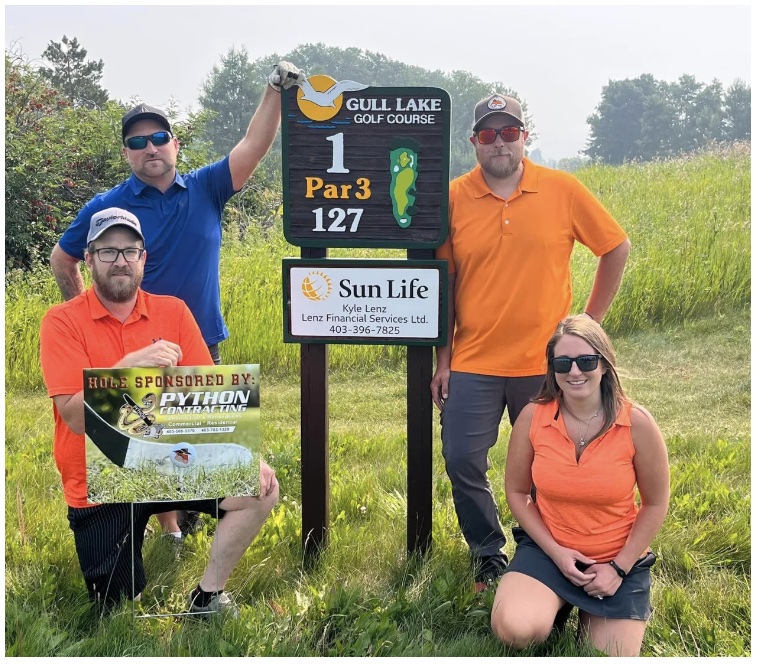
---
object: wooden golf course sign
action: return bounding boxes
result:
[281,78,451,248]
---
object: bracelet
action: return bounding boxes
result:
[609,560,627,578]
[583,311,596,322]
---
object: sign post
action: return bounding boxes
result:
[281,77,450,557]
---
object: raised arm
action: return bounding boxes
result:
[228,61,304,191]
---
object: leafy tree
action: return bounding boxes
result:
[39,35,109,108]
[5,53,124,270]
[693,80,725,145]
[586,74,749,164]
[669,74,711,153]
[586,74,666,164]
[724,80,751,141]
[5,52,209,273]
[198,46,262,156]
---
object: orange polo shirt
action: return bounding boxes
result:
[436,159,627,376]
[40,288,213,507]
[529,400,643,561]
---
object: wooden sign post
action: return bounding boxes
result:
[281,78,451,558]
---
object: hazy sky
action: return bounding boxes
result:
[4,3,752,159]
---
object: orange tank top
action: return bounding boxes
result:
[529,400,641,561]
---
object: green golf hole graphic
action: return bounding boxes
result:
[390,138,421,228]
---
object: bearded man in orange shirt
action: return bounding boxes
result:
[432,94,631,591]
[40,208,279,615]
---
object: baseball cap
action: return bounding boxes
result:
[473,94,524,131]
[87,207,145,244]
[121,103,172,139]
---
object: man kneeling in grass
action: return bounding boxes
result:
[39,207,279,615]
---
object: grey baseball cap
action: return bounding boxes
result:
[87,207,145,244]
[473,94,524,131]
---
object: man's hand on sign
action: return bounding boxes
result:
[268,61,305,91]
[117,340,183,368]
[259,459,279,497]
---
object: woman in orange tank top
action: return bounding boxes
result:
[490,316,669,656]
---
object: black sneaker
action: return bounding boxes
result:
[188,591,238,619]
[474,554,509,593]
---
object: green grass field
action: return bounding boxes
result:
[4,146,751,656]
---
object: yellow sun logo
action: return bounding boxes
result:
[301,271,332,301]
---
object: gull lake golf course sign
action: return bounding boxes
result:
[281,76,451,248]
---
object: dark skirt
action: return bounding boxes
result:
[506,527,655,621]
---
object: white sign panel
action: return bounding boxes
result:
[289,264,442,341]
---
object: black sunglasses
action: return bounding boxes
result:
[124,131,173,150]
[551,354,602,373]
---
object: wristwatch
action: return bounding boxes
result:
[609,560,627,578]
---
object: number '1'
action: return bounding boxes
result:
[326,133,349,173]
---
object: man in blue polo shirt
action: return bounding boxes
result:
[50,60,304,540]
[50,60,305,364]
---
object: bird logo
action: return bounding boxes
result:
[297,74,368,121]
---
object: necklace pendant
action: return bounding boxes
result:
[579,439,586,447]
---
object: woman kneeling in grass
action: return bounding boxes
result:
[491,316,670,656]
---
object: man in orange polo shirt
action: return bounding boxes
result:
[40,207,279,614]
[432,94,631,591]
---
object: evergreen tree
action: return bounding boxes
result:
[39,35,109,108]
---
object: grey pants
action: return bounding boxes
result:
[440,371,544,559]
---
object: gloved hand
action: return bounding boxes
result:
[268,61,305,92]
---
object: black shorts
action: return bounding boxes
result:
[67,500,227,606]
[506,527,656,621]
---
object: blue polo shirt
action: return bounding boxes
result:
[59,157,237,345]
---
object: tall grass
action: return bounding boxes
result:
[571,143,750,331]
[5,144,751,390]
[5,310,750,656]
[4,144,751,655]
